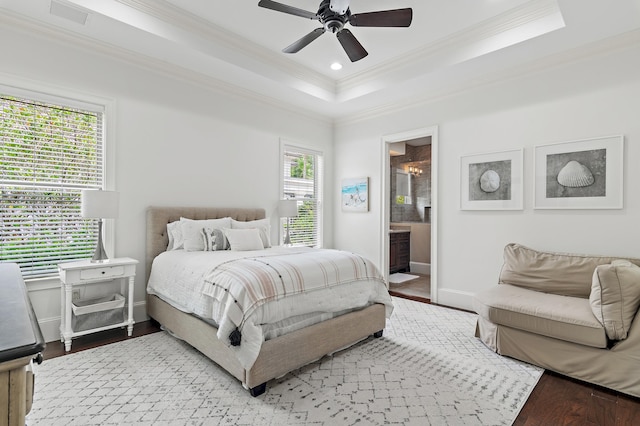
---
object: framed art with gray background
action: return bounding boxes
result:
[534,135,623,209]
[460,149,523,210]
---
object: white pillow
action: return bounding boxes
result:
[181,217,232,251]
[230,218,271,248]
[224,228,264,251]
[166,221,184,251]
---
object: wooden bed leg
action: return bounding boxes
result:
[249,383,267,397]
[373,330,383,338]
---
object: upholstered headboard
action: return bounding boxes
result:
[145,206,266,283]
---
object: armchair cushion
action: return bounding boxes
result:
[499,243,624,298]
[590,260,640,341]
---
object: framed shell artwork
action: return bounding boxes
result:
[460,149,523,210]
[534,135,623,209]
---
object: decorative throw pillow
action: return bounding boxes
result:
[181,217,232,251]
[231,218,271,248]
[224,228,264,251]
[201,227,229,251]
[590,260,640,341]
[166,221,184,251]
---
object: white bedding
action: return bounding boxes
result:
[147,246,393,369]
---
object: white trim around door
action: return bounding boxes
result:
[381,126,439,303]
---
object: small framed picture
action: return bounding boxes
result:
[460,149,523,210]
[534,135,623,209]
[341,177,369,212]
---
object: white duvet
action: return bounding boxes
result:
[147,246,393,369]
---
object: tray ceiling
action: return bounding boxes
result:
[1,0,639,120]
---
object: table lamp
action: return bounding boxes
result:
[278,199,298,245]
[81,189,119,262]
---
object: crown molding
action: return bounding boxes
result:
[4,1,637,127]
[77,0,562,104]
[336,0,563,96]
[113,0,336,95]
[0,10,333,125]
[336,27,640,126]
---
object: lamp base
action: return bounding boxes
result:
[91,219,111,263]
[284,220,292,246]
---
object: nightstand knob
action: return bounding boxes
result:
[101,271,105,274]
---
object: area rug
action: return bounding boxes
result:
[388,272,420,284]
[27,297,542,425]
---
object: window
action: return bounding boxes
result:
[281,144,323,247]
[1,93,105,278]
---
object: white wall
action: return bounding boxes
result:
[4,16,640,338]
[0,22,333,341]
[334,38,640,310]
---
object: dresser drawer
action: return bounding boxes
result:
[79,265,125,280]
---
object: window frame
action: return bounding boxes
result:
[279,139,323,248]
[0,80,115,283]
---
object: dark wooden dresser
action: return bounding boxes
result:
[0,263,45,426]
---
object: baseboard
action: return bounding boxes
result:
[39,317,63,343]
[39,301,148,343]
[435,288,475,312]
[409,262,430,275]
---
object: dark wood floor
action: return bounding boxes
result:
[515,370,640,426]
[44,317,640,425]
[43,320,162,359]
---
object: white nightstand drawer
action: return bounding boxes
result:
[79,265,125,280]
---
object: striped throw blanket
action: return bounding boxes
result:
[201,249,385,344]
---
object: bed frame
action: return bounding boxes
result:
[145,206,386,396]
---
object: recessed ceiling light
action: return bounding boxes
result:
[330,62,343,71]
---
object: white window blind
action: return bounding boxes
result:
[282,145,323,247]
[1,94,104,278]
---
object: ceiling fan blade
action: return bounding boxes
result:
[258,0,319,20]
[283,28,326,53]
[349,8,413,27]
[336,29,368,62]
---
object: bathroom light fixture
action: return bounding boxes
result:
[408,166,423,176]
[330,62,343,70]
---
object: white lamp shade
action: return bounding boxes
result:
[81,190,119,219]
[278,200,298,218]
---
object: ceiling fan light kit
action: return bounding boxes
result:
[258,0,413,62]
[329,0,350,15]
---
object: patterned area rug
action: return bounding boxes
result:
[27,297,542,425]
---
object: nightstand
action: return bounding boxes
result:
[58,257,138,351]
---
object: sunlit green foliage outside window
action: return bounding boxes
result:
[283,150,321,247]
[1,95,102,277]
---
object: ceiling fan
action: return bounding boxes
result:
[258,0,413,62]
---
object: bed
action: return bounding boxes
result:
[145,206,392,396]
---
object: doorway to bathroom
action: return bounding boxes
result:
[381,127,438,304]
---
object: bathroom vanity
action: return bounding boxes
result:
[389,230,410,273]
